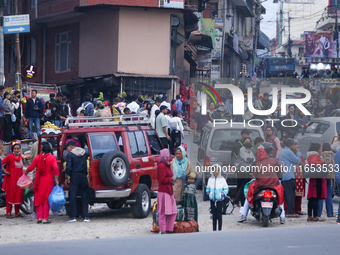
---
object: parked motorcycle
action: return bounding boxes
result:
[250,186,281,227]
[0,174,34,214]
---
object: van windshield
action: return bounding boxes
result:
[211,129,261,151]
[89,134,118,160]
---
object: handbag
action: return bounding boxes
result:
[11,113,16,122]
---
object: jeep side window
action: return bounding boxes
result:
[115,132,124,153]
[146,130,162,155]
[127,131,148,158]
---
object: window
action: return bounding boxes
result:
[27,38,36,65]
[89,134,118,160]
[146,130,162,155]
[316,123,330,134]
[305,122,318,134]
[128,131,148,158]
[31,0,36,9]
[211,129,260,151]
[55,31,71,73]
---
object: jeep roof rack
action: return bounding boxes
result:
[65,114,151,128]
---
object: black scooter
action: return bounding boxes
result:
[250,186,281,227]
[0,174,34,214]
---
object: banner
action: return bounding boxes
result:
[244,37,253,51]
[212,18,223,60]
[191,12,202,35]
[201,18,215,47]
[211,65,221,79]
[304,31,340,58]
[197,50,212,70]
[233,33,239,53]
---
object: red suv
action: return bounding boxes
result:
[40,115,163,218]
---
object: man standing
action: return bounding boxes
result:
[44,93,55,123]
[156,105,170,148]
[50,93,67,128]
[83,93,94,116]
[282,105,296,138]
[0,86,5,141]
[278,138,302,218]
[11,91,22,140]
[324,37,330,58]
[260,58,267,79]
[160,96,171,110]
[265,126,281,160]
[127,95,139,113]
[175,95,182,116]
[150,97,162,128]
[65,140,90,223]
[25,89,43,139]
[262,93,272,110]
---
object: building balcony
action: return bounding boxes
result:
[316,4,339,31]
[231,0,254,17]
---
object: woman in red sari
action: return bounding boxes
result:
[25,144,59,224]
[1,140,24,218]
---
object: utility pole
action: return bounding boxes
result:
[336,0,339,73]
[0,1,5,86]
[14,0,21,90]
[287,12,292,58]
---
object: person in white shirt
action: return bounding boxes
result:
[169,110,184,155]
[127,95,139,113]
[165,109,171,136]
[150,97,162,128]
[160,96,171,110]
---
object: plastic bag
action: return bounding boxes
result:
[48,185,66,214]
[243,178,256,198]
[17,174,33,189]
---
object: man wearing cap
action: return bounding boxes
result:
[0,86,6,141]
[65,140,90,223]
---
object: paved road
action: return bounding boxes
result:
[1,225,339,255]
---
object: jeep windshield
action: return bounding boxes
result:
[88,134,118,160]
[211,129,261,151]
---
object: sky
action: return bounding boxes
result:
[260,0,279,39]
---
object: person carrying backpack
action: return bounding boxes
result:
[77,93,94,117]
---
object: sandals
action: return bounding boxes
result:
[287,214,301,218]
[42,220,52,224]
[6,214,13,219]
[15,213,24,218]
[307,216,314,221]
[37,220,42,224]
[296,212,306,216]
[313,217,325,222]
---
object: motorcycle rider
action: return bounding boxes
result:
[238,143,285,224]
[315,84,327,117]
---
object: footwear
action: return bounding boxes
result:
[67,218,77,223]
[287,214,300,218]
[336,220,340,224]
[43,220,52,224]
[313,217,325,222]
[15,213,24,218]
[238,215,247,223]
[280,217,285,224]
[296,211,306,216]
[6,214,13,219]
[307,216,313,221]
[37,220,42,224]
[83,217,90,222]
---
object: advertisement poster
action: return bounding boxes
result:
[304,31,340,58]
[233,33,239,53]
[201,18,215,48]
[244,37,253,51]
[212,18,223,60]
[197,50,212,70]
[160,0,185,9]
[211,65,221,79]
[191,12,202,35]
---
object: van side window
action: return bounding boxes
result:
[316,123,330,134]
[146,130,162,155]
[127,131,148,158]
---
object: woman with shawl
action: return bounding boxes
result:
[157,148,177,234]
[1,140,24,218]
[25,144,59,224]
[171,146,191,203]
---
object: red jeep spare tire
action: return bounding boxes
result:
[99,151,130,187]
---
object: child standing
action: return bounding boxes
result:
[181,172,198,222]
[206,166,229,231]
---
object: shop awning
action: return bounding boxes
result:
[258,30,270,50]
[188,34,214,50]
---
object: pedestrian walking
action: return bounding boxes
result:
[155,105,170,148]
[25,143,59,224]
[64,140,90,222]
[157,148,177,234]
[1,140,24,218]
[206,166,229,231]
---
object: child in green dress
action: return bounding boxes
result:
[181,172,198,222]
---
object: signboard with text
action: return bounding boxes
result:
[3,14,30,34]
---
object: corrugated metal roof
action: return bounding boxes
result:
[113,72,179,79]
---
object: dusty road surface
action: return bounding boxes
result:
[0,191,338,244]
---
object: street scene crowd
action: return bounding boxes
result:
[1,73,340,235]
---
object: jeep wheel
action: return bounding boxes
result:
[131,184,151,218]
[107,200,124,210]
[99,151,130,187]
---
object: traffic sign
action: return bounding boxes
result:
[3,14,30,34]
[24,65,37,79]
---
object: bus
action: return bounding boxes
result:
[266,57,295,78]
